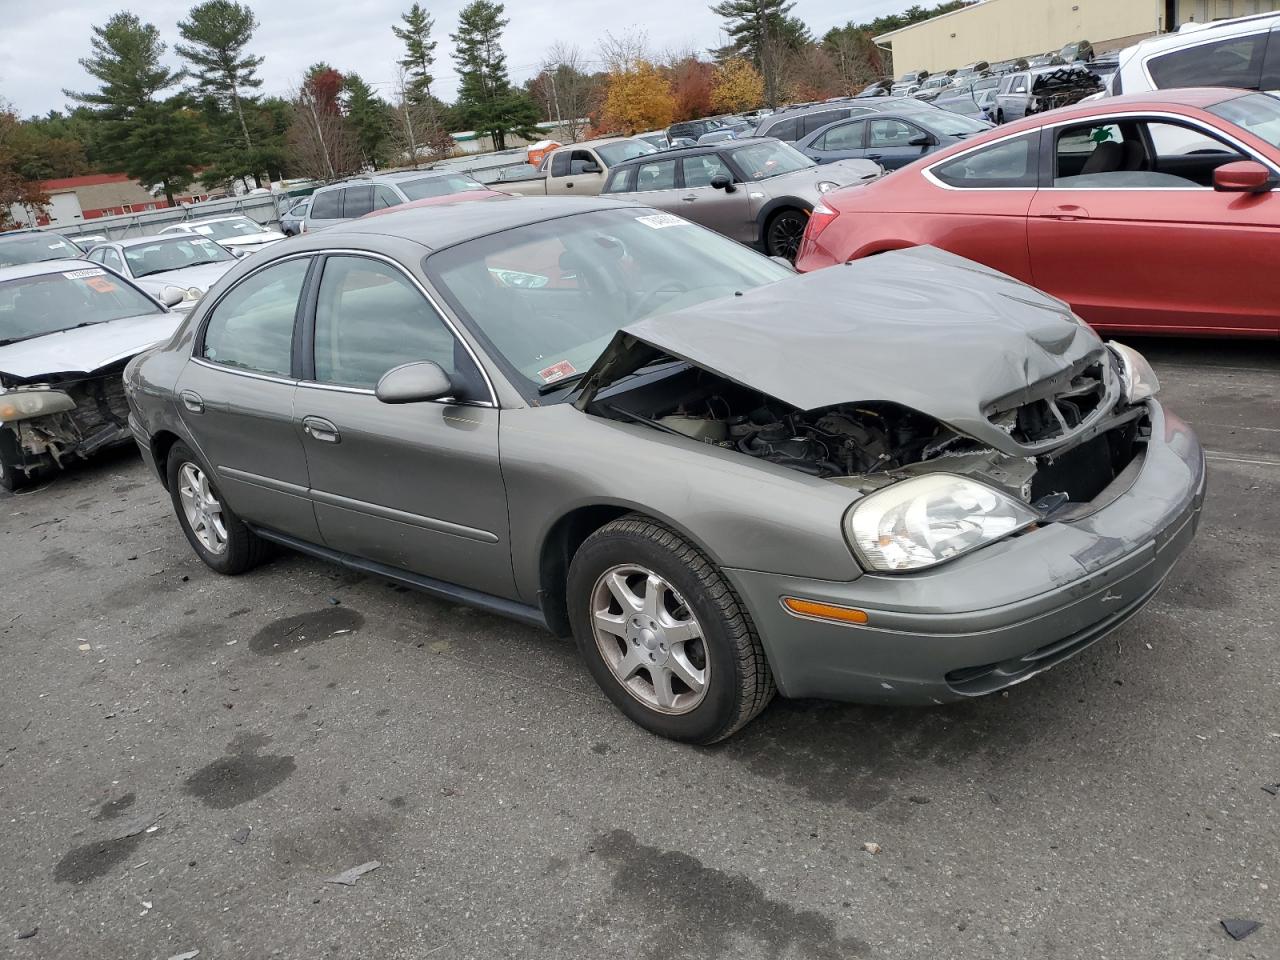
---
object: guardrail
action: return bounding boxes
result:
[34,193,289,242]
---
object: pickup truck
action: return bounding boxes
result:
[500,137,658,196]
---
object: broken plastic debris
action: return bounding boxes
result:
[324,860,381,886]
[231,827,250,845]
[1221,919,1261,941]
[1262,783,1280,796]
[16,927,37,940]
[862,842,882,855]
[167,951,199,960]
[77,643,91,652]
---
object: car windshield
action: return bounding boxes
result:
[425,208,792,393]
[0,234,82,267]
[1208,93,1280,150]
[728,141,815,180]
[0,268,161,345]
[595,140,659,166]
[124,237,233,278]
[923,112,991,135]
[189,217,266,240]
[399,175,486,200]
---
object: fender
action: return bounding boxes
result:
[753,196,812,249]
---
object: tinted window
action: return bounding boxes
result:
[311,189,342,219]
[634,159,678,191]
[868,118,923,148]
[763,116,799,141]
[932,134,1038,187]
[343,185,374,218]
[313,256,463,390]
[550,151,572,177]
[801,110,845,137]
[1010,74,1029,94]
[374,185,401,209]
[681,153,732,187]
[817,120,865,151]
[1148,33,1268,89]
[202,258,309,376]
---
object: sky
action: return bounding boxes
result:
[0,0,909,117]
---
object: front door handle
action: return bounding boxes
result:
[681,195,697,202]
[1047,203,1090,221]
[302,416,340,443]
[179,390,204,414]
[866,153,882,160]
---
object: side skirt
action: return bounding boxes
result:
[250,526,550,632]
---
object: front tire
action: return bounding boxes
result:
[567,516,774,743]
[166,442,268,575]
[764,208,808,262]
[0,430,39,493]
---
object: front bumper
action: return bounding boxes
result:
[725,402,1206,704]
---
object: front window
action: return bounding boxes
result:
[595,140,659,167]
[1209,93,1280,151]
[728,141,815,181]
[1052,118,1244,188]
[399,174,486,200]
[425,209,792,394]
[124,237,233,278]
[189,217,267,241]
[0,268,162,346]
[922,112,990,136]
[201,257,309,376]
[0,234,82,267]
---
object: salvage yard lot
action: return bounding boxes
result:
[1,338,1276,959]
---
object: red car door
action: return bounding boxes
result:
[1027,116,1280,336]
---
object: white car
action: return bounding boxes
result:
[1107,12,1280,98]
[160,215,286,255]
[84,235,238,308]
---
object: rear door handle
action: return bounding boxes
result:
[866,153,882,160]
[302,416,340,443]
[179,390,204,414]
[1047,204,1090,221]
[681,195,697,202]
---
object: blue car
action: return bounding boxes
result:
[795,110,992,170]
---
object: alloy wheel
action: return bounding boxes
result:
[178,462,228,555]
[589,564,710,715]
[768,212,807,261]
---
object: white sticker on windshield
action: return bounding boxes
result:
[62,268,106,279]
[635,213,687,229]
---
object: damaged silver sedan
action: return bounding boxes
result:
[124,198,1205,742]
[0,260,183,491]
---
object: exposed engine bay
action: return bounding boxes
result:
[593,363,1147,509]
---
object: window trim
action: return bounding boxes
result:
[297,250,498,407]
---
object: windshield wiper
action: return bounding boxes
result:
[537,371,589,395]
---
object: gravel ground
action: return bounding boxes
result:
[1,338,1276,960]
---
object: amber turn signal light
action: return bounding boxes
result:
[781,597,869,625]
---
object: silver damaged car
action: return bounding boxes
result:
[124,197,1206,743]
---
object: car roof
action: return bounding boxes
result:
[607,137,776,168]
[113,234,208,248]
[180,214,256,225]
[0,230,74,244]
[1129,10,1279,55]
[0,257,98,282]
[305,195,632,251]
[996,86,1250,136]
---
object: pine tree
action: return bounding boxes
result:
[709,0,808,106]
[392,4,438,106]
[343,74,391,168]
[451,0,540,151]
[175,0,264,154]
[64,13,203,204]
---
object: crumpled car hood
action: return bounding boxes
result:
[0,311,182,382]
[577,246,1112,456]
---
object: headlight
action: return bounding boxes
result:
[1109,341,1160,403]
[845,473,1038,572]
[0,388,76,422]
[184,286,203,301]
[816,180,839,193]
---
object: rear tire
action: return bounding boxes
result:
[166,442,269,575]
[567,515,775,743]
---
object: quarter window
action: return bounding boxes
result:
[201,258,309,376]
[932,134,1038,188]
[681,154,732,187]
[374,185,402,209]
[602,167,634,194]
[311,189,342,219]
[312,256,468,392]
[1148,33,1268,90]
[763,116,799,141]
[342,185,374,218]
[634,159,678,191]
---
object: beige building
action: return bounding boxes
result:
[876,0,1280,76]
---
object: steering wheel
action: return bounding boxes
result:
[631,281,691,319]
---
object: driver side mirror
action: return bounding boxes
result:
[376,361,453,404]
[710,174,736,193]
[1213,160,1275,194]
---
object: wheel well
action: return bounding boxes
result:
[150,430,182,488]
[537,504,634,637]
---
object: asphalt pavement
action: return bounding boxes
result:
[1,337,1276,959]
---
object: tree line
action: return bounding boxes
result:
[1,0,965,228]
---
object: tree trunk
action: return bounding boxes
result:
[163,180,175,206]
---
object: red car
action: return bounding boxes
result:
[796,88,1280,337]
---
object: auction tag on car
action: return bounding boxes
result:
[63,268,107,280]
[86,276,118,293]
[538,360,577,384]
[635,213,686,229]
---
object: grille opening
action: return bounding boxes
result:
[989,362,1107,444]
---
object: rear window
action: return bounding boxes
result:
[1147,32,1269,89]
[343,185,374,218]
[311,189,342,219]
[762,116,799,141]
[0,234,82,267]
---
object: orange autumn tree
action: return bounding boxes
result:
[710,58,764,114]
[599,60,675,134]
